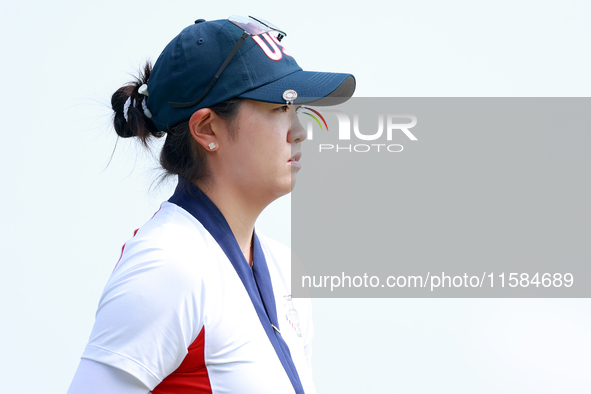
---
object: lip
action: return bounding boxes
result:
[290,152,302,162]
[288,151,302,168]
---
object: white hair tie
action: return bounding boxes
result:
[138,84,149,96]
[141,97,153,118]
[123,97,132,122]
[123,95,152,122]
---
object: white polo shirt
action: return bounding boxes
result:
[82,200,315,393]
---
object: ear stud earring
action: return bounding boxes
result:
[208,142,216,150]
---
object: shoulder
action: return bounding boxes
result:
[96,201,220,342]
[113,202,217,281]
[126,201,208,253]
[100,201,211,308]
[84,202,217,388]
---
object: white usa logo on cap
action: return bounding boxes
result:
[252,33,292,61]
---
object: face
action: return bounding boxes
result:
[213,99,307,204]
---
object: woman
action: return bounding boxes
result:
[68,15,355,394]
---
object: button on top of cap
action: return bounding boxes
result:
[194,19,206,24]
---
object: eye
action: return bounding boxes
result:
[275,105,290,113]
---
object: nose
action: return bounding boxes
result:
[288,108,307,144]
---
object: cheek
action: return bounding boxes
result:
[230,112,291,176]
[251,125,288,158]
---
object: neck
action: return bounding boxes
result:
[196,179,267,261]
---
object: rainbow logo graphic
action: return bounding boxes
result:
[300,107,329,131]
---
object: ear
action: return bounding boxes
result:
[188,108,221,151]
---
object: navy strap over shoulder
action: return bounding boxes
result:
[169,178,304,394]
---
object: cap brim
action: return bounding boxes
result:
[237,71,356,106]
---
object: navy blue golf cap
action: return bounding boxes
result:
[146,17,356,131]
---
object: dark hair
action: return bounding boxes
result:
[111,61,242,183]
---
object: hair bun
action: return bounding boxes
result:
[111,62,161,143]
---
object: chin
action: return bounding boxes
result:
[290,167,300,192]
[265,179,294,202]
